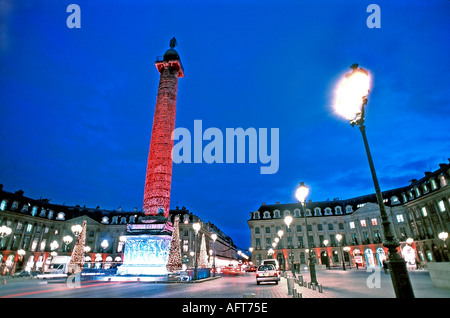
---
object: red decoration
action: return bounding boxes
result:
[143,53,183,217]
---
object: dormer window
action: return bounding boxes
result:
[56,212,65,220]
[335,206,343,215]
[314,208,321,216]
[324,208,332,215]
[0,200,7,211]
[101,216,109,224]
[253,211,260,219]
[390,196,400,205]
[263,211,271,219]
[273,210,281,218]
[346,205,353,213]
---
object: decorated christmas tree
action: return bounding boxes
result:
[198,233,208,268]
[166,215,182,273]
[68,220,86,274]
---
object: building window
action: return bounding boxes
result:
[26,224,33,232]
[265,227,270,234]
[317,224,323,231]
[182,240,189,253]
[57,212,66,220]
[255,238,261,249]
[273,210,281,218]
[0,200,7,211]
[253,212,260,219]
[437,200,445,212]
[430,179,437,190]
[338,223,344,230]
[324,208,332,215]
[265,238,271,248]
[440,175,447,187]
[421,207,427,217]
[31,206,38,216]
[296,225,302,232]
[371,218,378,226]
[255,227,260,234]
[390,196,400,205]
[349,222,355,229]
[360,220,367,227]
[16,222,23,230]
[346,205,353,213]
[335,206,342,214]
[396,215,404,223]
[263,211,271,219]
[314,208,321,216]
[328,223,334,231]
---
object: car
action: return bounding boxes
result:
[256,264,278,285]
[261,259,281,280]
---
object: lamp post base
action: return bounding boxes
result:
[387,256,415,298]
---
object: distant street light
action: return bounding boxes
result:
[284,215,295,277]
[295,182,318,285]
[336,234,346,270]
[211,233,217,277]
[333,63,414,298]
[193,222,201,280]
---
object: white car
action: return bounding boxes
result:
[256,264,278,285]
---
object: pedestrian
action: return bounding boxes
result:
[382,260,388,274]
[356,262,359,270]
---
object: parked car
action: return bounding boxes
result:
[256,264,278,285]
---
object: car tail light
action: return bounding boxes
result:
[274,272,278,276]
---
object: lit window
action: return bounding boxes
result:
[396,215,404,223]
[371,218,378,226]
[360,220,367,227]
[438,200,446,212]
[0,200,7,211]
[421,207,427,217]
[56,212,65,220]
[26,224,33,232]
[349,222,355,229]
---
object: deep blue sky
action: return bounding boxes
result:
[1,0,449,251]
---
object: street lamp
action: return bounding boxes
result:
[333,64,414,298]
[284,215,295,277]
[295,182,318,285]
[193,222,201,280]
[336,234,346,270]
[63,235,73,252]
[211,233,217,277]
[438,232,448,261]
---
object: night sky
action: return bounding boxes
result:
[1,0,449,251]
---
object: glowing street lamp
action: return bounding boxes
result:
[63,235,73,252]
[295,182,318,285]
[335,234,346,270]
[284,215,295,277]
[333,64,414,298]
[211,233,217,277]
[192,222,201,280]
[439,232,449,261]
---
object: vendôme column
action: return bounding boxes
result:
[143,38,184,217]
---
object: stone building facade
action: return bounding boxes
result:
[248,160,450,270]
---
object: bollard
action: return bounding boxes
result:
[307,282,311,289]
[312,283,316,291]
[293,288,297,298]
[287,277,294,295]
[299,275,303,285]
[318,284,323,293]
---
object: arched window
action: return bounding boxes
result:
[56,212,65,220]
[293,209,300,217]
[273,210,281,218]
[263,211,271,219]
[314,208,321,216]
[324,207,332,215]
[335,206,343,215]
[283,210,291,217]
[101,216,109,224]
[345,205,353,213]
[390,196,400,205]
[253,211,260,219]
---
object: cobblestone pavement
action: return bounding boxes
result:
[0,268,448,298]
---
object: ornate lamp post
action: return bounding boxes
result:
[336,234,346,270]
[284,215,295,277]
[277,230,284,270]
[295,182,318,285]
[333,64,414,298]
[63,235,73,252]
[438,232,448,261]
[192,222,201,280]
[211,233,217,277]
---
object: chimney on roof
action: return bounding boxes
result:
[15,190,24,196]
[262,202,266,205]
[409,179,417,185]
[275,201,280,204]
[424,171,431,176]
[439,163,447,169]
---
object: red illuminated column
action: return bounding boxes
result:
[143,40,184,216]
